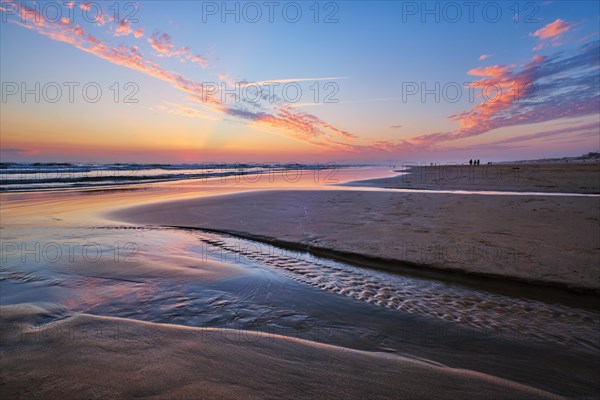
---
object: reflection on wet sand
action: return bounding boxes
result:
[1,166,599,397]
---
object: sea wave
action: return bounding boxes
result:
[0,162,356,192]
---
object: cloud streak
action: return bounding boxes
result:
[239,77,349,87]
[148,31,207,67]
[446,121,599,152]
[412,41,600,146]
[5,2,597,158]
[3,1,357,150]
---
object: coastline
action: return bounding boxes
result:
[3,163,599,398]
[4,1,600,397]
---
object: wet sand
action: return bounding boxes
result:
[113,189,600,292]
[2,165,599,398]
[0,305,561,400]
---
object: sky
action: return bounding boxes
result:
[0,0,599,164]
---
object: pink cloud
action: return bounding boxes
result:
[532,19,574,50]
[79,2,93,11]
[215,104,357,148]
[148,32,177,55]
[148,32,207,67]
[479,54,492,61]
[531,55,545,64]
[113,19,143,38]
[411,41,599,146]
[4,1,358,151]
[72,2,109,26]
[533,19,572,39]
[190,54,208,68]
[133,28,144,38]
[468,65,514,79]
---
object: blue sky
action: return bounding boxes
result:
[1,1,599,163]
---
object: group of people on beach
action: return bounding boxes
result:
[469,159,480,166]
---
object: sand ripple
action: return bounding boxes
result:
[194,230,600,350]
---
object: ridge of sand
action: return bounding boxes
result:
[0,305,562,400]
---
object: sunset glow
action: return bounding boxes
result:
[1,1,598,163]
[2,3,600,398]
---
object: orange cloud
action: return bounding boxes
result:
[429,63,533,138]
[113,19,143,38]
[148,31,207,67]
[190,54,208,68]
[533,19,572,39]
[148,32,177,55]
[79,2,93,11]
[412,40,599,146]
[219,104,357,149]
[467,65,515,79]
[532,19,574,50]
[5,1,360,152]
[9,1,447,159]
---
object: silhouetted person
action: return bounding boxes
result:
[477,159,480,165]
[469,159,473,166]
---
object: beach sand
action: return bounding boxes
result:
[0,304,561,400]
[112,189,600,292]
[349,163,600,194]
[3,164,598,399]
